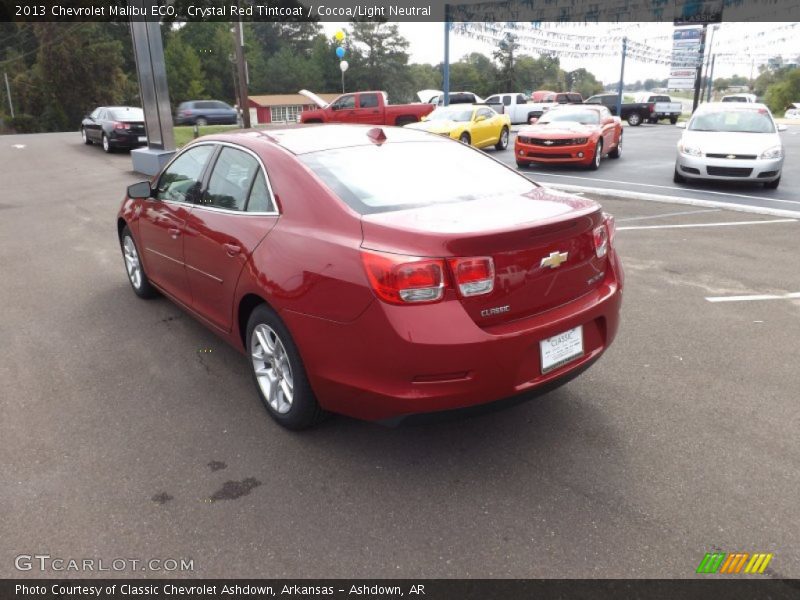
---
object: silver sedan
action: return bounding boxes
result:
[674,102,786,189]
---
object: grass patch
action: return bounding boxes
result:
[174,124,240,147]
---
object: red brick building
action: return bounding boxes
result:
[247,93,339,125]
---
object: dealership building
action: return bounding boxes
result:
[247,93,339,125]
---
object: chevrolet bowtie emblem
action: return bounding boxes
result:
[544,140,554,145]
[541,251,569,269]
[726,154,736,159]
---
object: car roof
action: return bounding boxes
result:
[696,101,770,111]
[203,124,448,155]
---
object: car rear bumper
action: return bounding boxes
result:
[515,139,596,165]
[283,251,623,422]
[109,132,147,148]
[676,154,783,181]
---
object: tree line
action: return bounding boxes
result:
[0,22,606,133]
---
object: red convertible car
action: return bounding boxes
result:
[515,105,623,170]
[117,125,623,429]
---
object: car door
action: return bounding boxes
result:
[85,108,103,141]
[472,107,495,147]
[352,92,382,125]
[139,144,215,305]
[328,94,356,123]
[183,145,279,332]
[598,107,615,148]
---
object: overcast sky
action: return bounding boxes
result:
[322,22,799,85]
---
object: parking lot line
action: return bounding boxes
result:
[537,172,800,206]
[617,218,797,231]
[617,208,721,222]
[705,292,800,303]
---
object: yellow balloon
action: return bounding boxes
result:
[335,30,345,41]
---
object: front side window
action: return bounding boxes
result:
[332,95,356,110]
[202,147,260,211]
[157,145,215,204]
[486,96,499,104]
[477,108,494,120]
[90,108,101,119]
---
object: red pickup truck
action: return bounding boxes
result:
[299,90,434,126]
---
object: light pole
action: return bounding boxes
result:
[616,37,627,118]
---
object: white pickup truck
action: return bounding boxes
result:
[634,93,683,124]
[484,93,536,124]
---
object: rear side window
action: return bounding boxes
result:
[157,145,215,204]
[203,147,260,211]
[196,101,215,109]
[247,171,274,213]
[502,96,512,106]
[359,93,379,108]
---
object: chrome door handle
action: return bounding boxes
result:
[168,227,180,239]
[224,243,241,257]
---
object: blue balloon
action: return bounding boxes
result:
[335,46,346,58]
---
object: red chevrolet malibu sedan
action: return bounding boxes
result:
[515,105,623,170]
[117,125,623,429]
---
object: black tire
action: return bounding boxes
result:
[81,127,92,145]
[764,176,781,189]
[102,133,112,153]
[195,117,208,127]
[627,112,642,126]
[246,304,325,430]
[304,119,322,124]
[608,133,622,159]
[120,226,158,299]
[395,116,416,127]
[670,116,679,125]
[516,160,527,169]
[588,139,603,170]
[459,132,471,145]
[673,167,686,184]
[495,127,510,151]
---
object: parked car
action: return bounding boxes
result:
[527,92,585,120]
[300,90,433,126]
[784,103,800,119]
[420,90,485,106]
[404,104,511,150]
[530,90,556,102]
[674,102,786,188]
[175,100,238,126]
[485,92,537,124]
[584,94,655,126]
[634,93,683,124]
[81,106,147,153]
[515,104,623,170]
[721,93,757,103]
[117,125,623,429]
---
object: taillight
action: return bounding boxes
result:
[648,103,655,113]
[362,251,445,305]
[448,257,494,297]
[113,122,128,130]
[594,213,615,258]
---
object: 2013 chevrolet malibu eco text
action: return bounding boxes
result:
[117,125,624,429]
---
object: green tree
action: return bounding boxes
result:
[765,68,800,114]
[348,22,412,101]
[179,23,235,103]
[492,32,518,91]
[408,63,441,94]
[165,35,205,108]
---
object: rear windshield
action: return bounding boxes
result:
[110,108,144,121]
[300,141,535,214]
[689,109,775,133]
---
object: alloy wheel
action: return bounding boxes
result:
[251,324,294,415]
[122,236,142,289]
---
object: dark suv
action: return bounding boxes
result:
[175,101,238,126]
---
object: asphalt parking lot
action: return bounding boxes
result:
[2,131,799,579]
[500,122,800,216]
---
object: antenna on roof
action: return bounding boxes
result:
[366,127,387,144]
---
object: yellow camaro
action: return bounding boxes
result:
[405,104,511,150]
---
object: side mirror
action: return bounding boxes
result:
[475,115,486,123]
[675,122,686,129]
[777,124,787,132]
[529,117,539,124]
[127,181,153,200]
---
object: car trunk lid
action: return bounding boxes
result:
[361,188,607,325]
